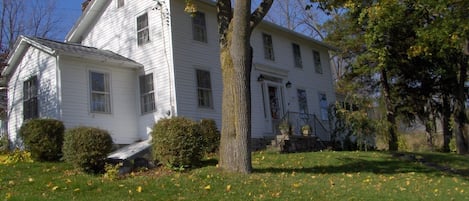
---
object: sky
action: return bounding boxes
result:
[54,0,85,40]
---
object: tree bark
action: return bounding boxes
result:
[454,59,468,154]
[216,0,273,174]
[381,68,398,151]
[441,93,452,152]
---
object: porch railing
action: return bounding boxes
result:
[274,112,331,141]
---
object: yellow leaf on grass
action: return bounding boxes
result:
[136,186,142,193]
[73,188,80,192]
[28,177,34,182]
[204,185,211,190]
[52,186,59,191]
[65,179,72,184]
[226,185,231,192]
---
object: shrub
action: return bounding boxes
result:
[0,135,9,153]
[199,119,220,154]
[62,127,113,173]
[151,117,203,168]
[18,119,65,161]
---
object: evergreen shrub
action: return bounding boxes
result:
[18,119,64,161]
[199,119,220,154]
[151,117,203,168]
[62,127,113,173]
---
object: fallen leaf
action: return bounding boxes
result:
[204,185,211,190]
[137,186,142,193]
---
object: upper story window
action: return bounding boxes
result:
[23,76,38,120]
[196,69,213,108]
[192,12,207,42]
[263,33,275,61]
[90,71,111,113]
[139,73,156,114]
[313,50,322,74]
[117,0,124,8]
[137,13,150,46]
[292,43,302,68]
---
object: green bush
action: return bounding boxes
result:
[0,135,9,153]
[151,117,203,168]
[199,119,220,154]
[62,127,113,173]
[18,119,64,161]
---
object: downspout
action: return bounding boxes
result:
[55,55,62,121]
[155,0,175,117]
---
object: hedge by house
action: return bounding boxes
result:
[151,117,204,168]
[18,119,65,161]
[62,127,113,173]
[199,119,220,154]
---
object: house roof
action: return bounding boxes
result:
[2,35,142,77]
[65,0,336,50]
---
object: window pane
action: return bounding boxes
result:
[263,34,274,60]
[139,73,155,113]
[297,89,308,114]
[313,50,322,74]
[292,43,302,68]
[23,76,38,120]
[90,72,110,113]
[196,69,212,108]
[319,93,328,120]
[192,12,207,42]
[91,72,105,92]
[137,13,150,45]
[117,0,124,8]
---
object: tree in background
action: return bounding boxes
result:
[0,0,62,146]
[312,0,469,153]
[186,0,274,173]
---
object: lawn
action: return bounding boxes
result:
[1,151,468,201]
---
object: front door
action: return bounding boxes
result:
[262,83,284,134]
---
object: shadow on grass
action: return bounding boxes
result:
[253,152,469,180]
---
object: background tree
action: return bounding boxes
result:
[0,0,62,146]
[186,0,274,173]
[313,0,469,153]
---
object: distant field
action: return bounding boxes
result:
[1,151,468,201]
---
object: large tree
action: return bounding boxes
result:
[187,0,274,173]
[314,0,469,153]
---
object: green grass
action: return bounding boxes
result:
[1,151,468,201]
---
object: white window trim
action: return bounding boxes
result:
[136,12,150,46]
[192,11,208,43]
[195,68,213,109]
[139,73,156,114]
[89,70,112,114]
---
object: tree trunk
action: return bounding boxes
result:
[454,59,468,154]
[381,68,398,151]
[216,0,249,174]
[441,93,452,152]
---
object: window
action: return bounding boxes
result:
[292,43,302,68]
[196,69,213,108]
[297,89,308,114]
[139,73,156,114]
[192,12,207,42]
[319,93,328,120]
[313,50,322,74]
[117,0,124,8]
[263,33,275,60]
[90,71,111,113]
[137,13,150,45]
[23,76,38,120]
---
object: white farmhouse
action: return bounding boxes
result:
[3,0,335,149]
